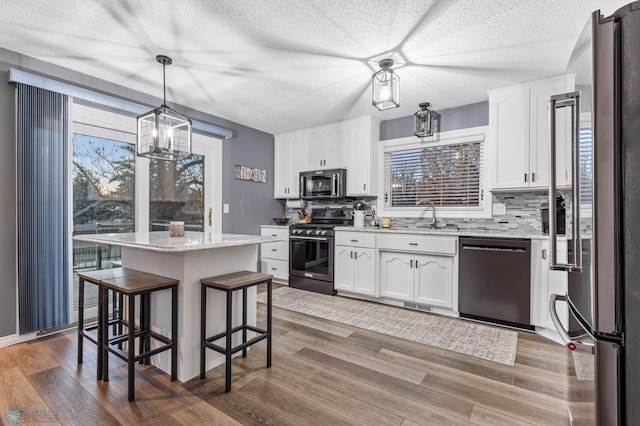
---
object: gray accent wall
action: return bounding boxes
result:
[380,101,489,140]
[222,128,278,235]
[0,47,280,338]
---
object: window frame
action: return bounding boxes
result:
[376,126,491,219]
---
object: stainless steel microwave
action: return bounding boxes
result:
[300,169,346,200]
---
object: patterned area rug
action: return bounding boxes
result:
[258,286,518,366]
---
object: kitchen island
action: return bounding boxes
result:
[73,231,278,382]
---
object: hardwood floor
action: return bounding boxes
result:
[0,285,593,425]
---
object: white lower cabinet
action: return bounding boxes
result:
[378,234,457,310]
[335,246,377,296]
[260,227,289,283]
[379,252,413,299]
[531,239,568,330]
[379,251,454,309]
[335,231,377,296]
[415,254,454,308]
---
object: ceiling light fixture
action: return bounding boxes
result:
[414,102,441,138]
[137,55,192,161]
[372,59,399,111]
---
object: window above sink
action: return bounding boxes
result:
[378,126,491,219]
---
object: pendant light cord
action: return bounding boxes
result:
[162,61,167,107]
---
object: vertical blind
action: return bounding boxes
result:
[17,84,70,334]
[384,139,484,208]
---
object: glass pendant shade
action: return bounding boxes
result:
[372,59,399,111]
[414,102,441,137]
[137,55,192,161]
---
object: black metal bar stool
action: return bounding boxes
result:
[76,267,143,380]
[200,271,273,392]
[99,271,178,402]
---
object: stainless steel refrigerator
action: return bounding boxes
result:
[548,2,640,425]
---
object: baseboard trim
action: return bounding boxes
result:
[0,331,39,349]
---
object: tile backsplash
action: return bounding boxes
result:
[283,190,591,235]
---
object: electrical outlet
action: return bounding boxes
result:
[223,204,229,214]
[493,203,506,215]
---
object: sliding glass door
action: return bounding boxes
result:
[70,101,221,320]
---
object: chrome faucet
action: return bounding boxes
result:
[416,199,437,229]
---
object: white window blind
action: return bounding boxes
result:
[579,127,593,204]
[384,140,484,208]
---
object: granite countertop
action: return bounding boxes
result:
[333,225,557,240]
[261,224,290,229]
[73,231,278,253]
[260,223,575,240]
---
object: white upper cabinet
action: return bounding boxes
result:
[273,131,301,199]
[489,74,575,191]
[345,116,379,197]
[490,87,530,189]
[301,123,346,171]
[274,116,379,199]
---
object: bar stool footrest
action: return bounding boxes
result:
[203,328,269,356]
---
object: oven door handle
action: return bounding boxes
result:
[290,235,330,242]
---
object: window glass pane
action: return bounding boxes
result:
[72,133,135,243]
[384,140,483,208]
[72,134,135,309]
[149,155,205,231]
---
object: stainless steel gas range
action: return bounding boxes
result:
[289,207,352,295]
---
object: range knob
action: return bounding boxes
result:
[320,230,327,235]
[306,230,313,235]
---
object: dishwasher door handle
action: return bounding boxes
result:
[461,245,527,253]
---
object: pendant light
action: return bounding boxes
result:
[137,55,192,161]
[372,59,399,111]
[414,102,441,137]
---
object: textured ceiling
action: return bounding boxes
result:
[0,0,630,134]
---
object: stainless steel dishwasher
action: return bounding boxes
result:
[458,237,532,329]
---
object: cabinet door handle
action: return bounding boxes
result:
[271,248,277,251]
[409,243,418,246]
[532,172,535,182]
[271,267,277,271]
[350,239,358,242]
[524,173,528,182]
[354,252,358,260]
[271,234,277,237]
[542,249,547,259]
[350,251,353,259]
[363,183,366,191]
[410,259,414,268]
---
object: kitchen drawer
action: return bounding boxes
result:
[377,234,457,255]
[335,231,376,248]
[260,258,288,282]
[261,240,289,261]
[260,227,289,240]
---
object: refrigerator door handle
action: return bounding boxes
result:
[548,294,585,350]
[548,92,582,272]
[567,296,625,346]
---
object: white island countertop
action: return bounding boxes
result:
[73,231,278,253]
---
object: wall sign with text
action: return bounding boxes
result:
[235,165,267,183]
